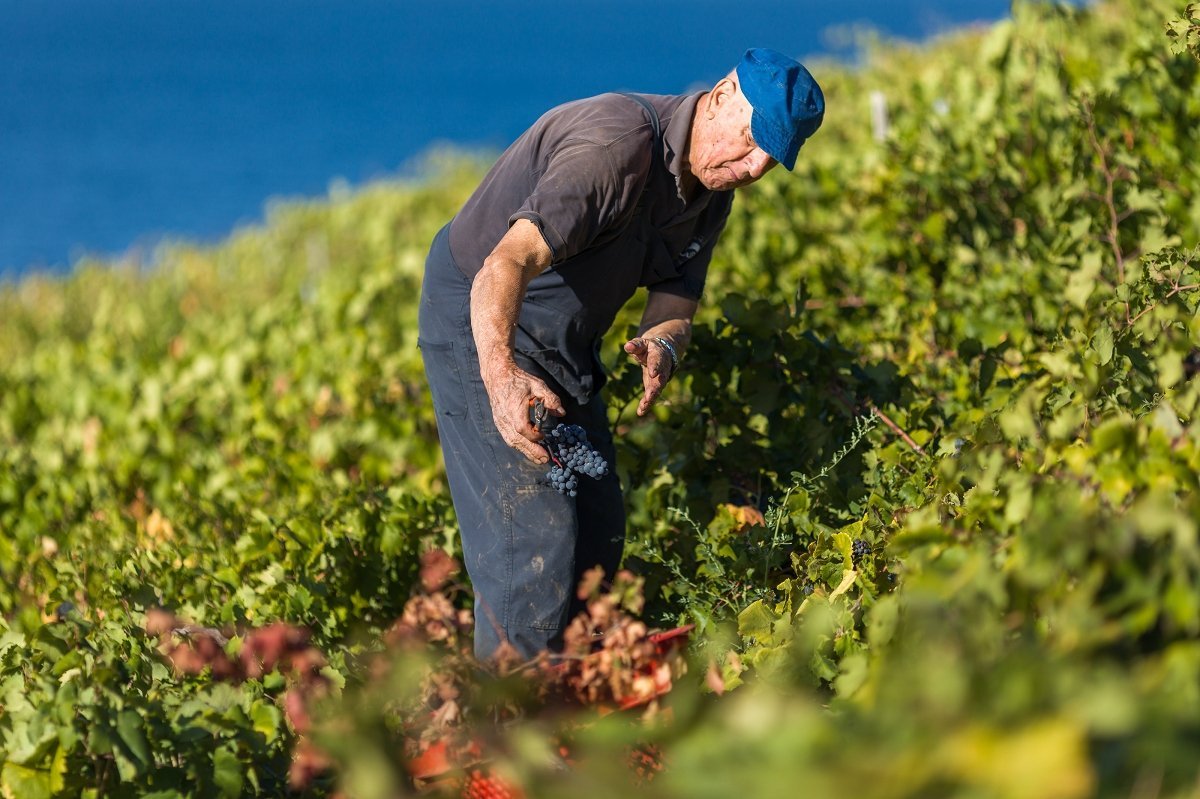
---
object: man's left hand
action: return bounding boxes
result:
[623,337,674,416]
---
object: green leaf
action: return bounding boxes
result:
[1047,401,1085,441]
[832,530,855,566]
[867,595,900,647]
[1064,250,1103,309]
[892,505,951,550]
[829,569,858,600]
[1092,415,1135,453]
[31,626,71,660]
[48,744,68,794]
[1002,474,1034,526]
[999,400,1039,443]
[212,747,244,798]
[1091,326,1114,366]
[1,762,52,799]
[250,702,282,744]
[737,600,777,644]
[116,710,152,770]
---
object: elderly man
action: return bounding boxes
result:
[419,48,824,660]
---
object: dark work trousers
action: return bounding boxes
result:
[417,223,625,661]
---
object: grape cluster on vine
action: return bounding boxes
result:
[542,424,608,496]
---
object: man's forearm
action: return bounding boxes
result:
[637,292,699,363]
[470,219,554,386]
[470,258,526,385]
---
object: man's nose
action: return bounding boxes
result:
[746,149,776,179]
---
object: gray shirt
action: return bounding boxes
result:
[446,91,735,402]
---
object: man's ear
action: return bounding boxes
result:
[707,77,738,117]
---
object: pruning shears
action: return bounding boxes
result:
[528,399,564,466]
[528,398,555,433]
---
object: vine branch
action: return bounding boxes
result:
[802,296,867,310]
[867,401,928,456]
[826,378,927,457]
[1126,280,1200,327]
[1081,101,1131,283]
[1081,98,1139,324]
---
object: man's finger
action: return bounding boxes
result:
[521,443,549,464]
[539,393,566,416]
[528,379,566,416]
[638,392,656,415]
[638,379,663,415]
[644,356,666,388]
[505,428,549,463]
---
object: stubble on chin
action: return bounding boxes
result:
[694,167,726,192]
[702,171,739,192]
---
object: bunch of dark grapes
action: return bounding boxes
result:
[851,538,871,563]
[543,424,609,496]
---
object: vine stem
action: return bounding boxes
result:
[1081,98,1137,325]
[1081,101,1127,282]
[825,380,925,457]
[1126,282,1200,327]
[867,401,927,456]
[803,296,867,310]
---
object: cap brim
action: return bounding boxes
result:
[752,110,801,171]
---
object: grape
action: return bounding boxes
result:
[541,423,610,495]
[852,538,871,562]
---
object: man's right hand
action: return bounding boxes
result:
[482,365,565,463]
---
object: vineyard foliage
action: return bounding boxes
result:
[2,1,1200,796]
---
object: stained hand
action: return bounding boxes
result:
[484,366,565,463]
[623,337,673,416]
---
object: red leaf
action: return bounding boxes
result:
[420,549,460,592]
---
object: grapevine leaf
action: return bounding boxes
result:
[0,762,52,799]
[1091,327,1114,366]
[830,569,858,600]
[213,747,244,798]
[116,710,152,771]
[737,600,777,644]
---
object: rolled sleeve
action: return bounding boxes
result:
[509,140,646,264]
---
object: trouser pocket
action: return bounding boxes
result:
[418,338,467,420]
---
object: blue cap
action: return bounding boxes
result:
[735,48,825,170]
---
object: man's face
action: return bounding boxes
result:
[688,82,778,191]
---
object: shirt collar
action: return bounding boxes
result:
[662,91,704,202]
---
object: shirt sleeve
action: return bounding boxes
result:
[509,139,648,264]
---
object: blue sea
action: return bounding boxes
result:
[0,0,1011,277]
